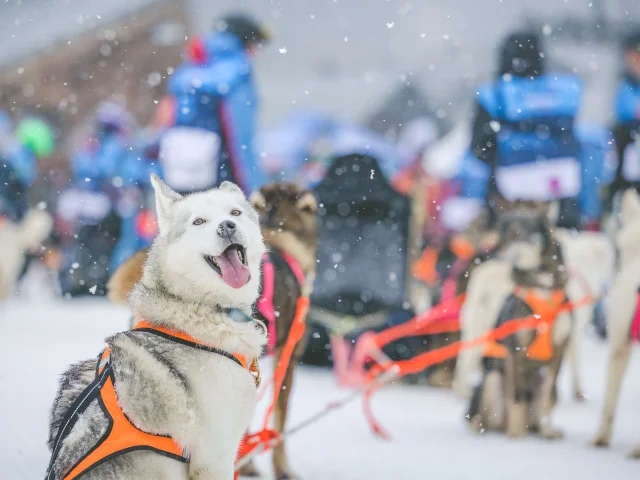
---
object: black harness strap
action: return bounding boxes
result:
[45,354,111,480]
[133,328,243,368]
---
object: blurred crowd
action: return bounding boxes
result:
[2,10,640,297]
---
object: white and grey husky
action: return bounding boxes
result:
[46,175,267,479]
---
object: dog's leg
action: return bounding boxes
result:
[630,444,640,459]
[484,370,505,431]
[536,346,566,440]
[569,310,586,401]
[592,338,633,448]
[505,353,528,438]
[273,349,298,480]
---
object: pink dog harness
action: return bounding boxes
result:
[257,251,305,352]
[632,290,640,343]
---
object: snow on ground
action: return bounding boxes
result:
[1,299,639,479]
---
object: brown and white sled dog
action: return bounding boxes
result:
[0,208,52,298]
[46,176,267,479]
[592,189,640,458]
[464,206,571,438]
[108,183,319,480]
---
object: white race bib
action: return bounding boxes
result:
[57,189,112,224]
[440,196,483,232]
[495,157,581,202]
[622,142,640,181]
[160,127,220,192]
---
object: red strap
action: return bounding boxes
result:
[632,292,640,342]
[281,251,305,285]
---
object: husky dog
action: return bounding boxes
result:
[555,229,615,400]
[0,208,52,298]
[465,206,571,438]
[592,189,640,458]
[107,183,319,480]
[46,175,267,479]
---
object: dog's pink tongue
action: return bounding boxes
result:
[215,249,250,289]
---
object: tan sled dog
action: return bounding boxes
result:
[592,189,640,458]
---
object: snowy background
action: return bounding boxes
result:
[2,0,640,127]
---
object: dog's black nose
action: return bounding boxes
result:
[217,220,236,236]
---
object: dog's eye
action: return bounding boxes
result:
[231,209,242,217]
[193,218,206,226]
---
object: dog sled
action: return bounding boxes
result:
[301,152,419,366]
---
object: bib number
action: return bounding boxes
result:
[160,127,221,192]
[495,157,581,201]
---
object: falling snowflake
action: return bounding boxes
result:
[89,285,97,295]
[386,22,394,29]
[279,47,287,54]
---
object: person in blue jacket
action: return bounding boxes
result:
[0,117,55,221]
[163,12,270,194]
[70,101,132,193]
[608,31,640,206]
[470,31,583,229]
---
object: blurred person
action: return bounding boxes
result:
[162,12,270,194]
[70,100,133,192]
[110,129,162,270]
[57,101,134,296]
[0,117,55,222]
[608,31,640,208]
[470,31,583,229]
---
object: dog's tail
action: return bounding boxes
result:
[107,248,149,305]
[16,208,53,251]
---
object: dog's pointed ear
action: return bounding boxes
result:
[296,191,318,213]
[621,188,640,226]
[219,181,245,198]
[150,174,182,234]
[249,190,266,210]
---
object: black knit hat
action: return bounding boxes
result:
[498,31,545,78]
[214,12,271,48]
[623,31,640,52]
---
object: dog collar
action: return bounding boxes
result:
[132,320,261,387]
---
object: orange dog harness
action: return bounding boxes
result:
[484,287,567,362]
[46,320,259,480]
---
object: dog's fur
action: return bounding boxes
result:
[592,189,640,458]
[465,206,571,438]
[106,183,319,479]
[47,176,267,479]
[0,208,52,298]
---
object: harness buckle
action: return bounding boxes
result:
[249,358,261,388]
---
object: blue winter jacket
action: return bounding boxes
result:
[168,32,265,193]
[0,138,37,220]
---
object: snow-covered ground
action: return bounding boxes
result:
[0,299,638,479]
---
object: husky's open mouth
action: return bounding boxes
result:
[204,244,250,289]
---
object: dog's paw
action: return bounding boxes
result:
[237,460,261,477]
[591,433,611,448]
[574,391,588,403]
[275,469,300,480]
[629,444,640,459]
[539,426,564,440]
